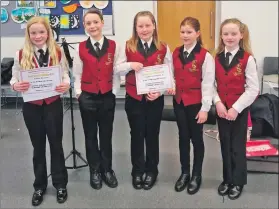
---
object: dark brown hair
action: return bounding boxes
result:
[83,8,103,21]
[180,17,203,45]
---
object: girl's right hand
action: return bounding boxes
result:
[216,101,228,118]
[13,81,30,92]
[166,88,176,95]
[130,62,143,72]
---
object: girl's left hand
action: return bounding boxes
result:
[195,111,208,124]
[146,92,161,101]
[55,82,70,93]
[226,108,238,121]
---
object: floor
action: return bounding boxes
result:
[0,100,278,209]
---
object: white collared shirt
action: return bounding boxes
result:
[224,46,239,65]
[10,45,70,87]
[34,44,47,58]
[90,36,104,51]
[73,36,131,97]
[140,37,153,49]
[183,41,197,56]
[213,47,259,113]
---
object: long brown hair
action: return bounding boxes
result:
[215,18,253,56]
[180,17,203,46]
[21,16,61,70]
[126,11,162,52]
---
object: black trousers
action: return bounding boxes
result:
[79,91,115,172]
[173,100,204,176]
[217,108,248,186]
[125,94,164,176]
[22,98,68,190]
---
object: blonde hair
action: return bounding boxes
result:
[215,18,253,56]
[20,16,61,70]
[126,11,163,52]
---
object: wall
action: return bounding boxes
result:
[219,1,278,76]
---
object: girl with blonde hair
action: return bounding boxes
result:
[213,18,259,200]
[114,11,173,190]
[10,16,69,206]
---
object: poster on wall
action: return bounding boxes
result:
[1,0,115,37]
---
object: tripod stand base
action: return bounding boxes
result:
[65,149,88,169]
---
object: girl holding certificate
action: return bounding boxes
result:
[168,17,215,195]
[73,9,129,190]
[10,16,69,206]
[114,11,173,190]
[214,18,258,200]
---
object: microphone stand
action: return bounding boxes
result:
[60,38,88,169]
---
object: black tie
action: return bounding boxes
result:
[225,52,232,67]
[183,51,189,61]
[37,49,45,67]
[144,42,149,55]
[94,42,101,56]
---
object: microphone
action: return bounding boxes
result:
[61,38,73,68]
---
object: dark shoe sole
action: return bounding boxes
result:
[57,195,68,204]
[90,183,102,190]
[104,181,118,188]
[133,184,143,190]
[32,200,43,207]
[218,189,230,196]
[175,184,187,192]
[143,182,156,190]
[228,191,242,200]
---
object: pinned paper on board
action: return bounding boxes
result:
[70,14,80,29]
[50,15,60,28]
[16,0,35,8]
[1,8,9,23]
[60,14,70,29]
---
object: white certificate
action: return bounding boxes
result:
[20,65,62,102]
[135,64,173,95]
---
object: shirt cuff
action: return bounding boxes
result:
[213,95,221,104]
[200,104,211,112]
[232,103,243,114]
[75,89,82,98]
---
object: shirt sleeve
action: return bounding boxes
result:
[161,45,175,95]
[113,43,132,76]
[200,52,215,112]
[112,42,127,95]
[72,44,83,97]
[60,48,70,85]
[232,56,259,113]
[10,51,21,89]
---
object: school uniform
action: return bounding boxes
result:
[172,42,215,193]
[115,37,173,190]
[10,45,69,204]
[214,46,259,199]
[73,36,128,189]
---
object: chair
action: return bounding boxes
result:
[261,57,278,94]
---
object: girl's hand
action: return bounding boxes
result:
[226,108,238,121]
[167,88,176,95]
[13,81,30,92]
[216,101,228,118]
[55,82,70,93]
[196,111,208,124]
[130,62,143,72]
[146,92,161,101]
